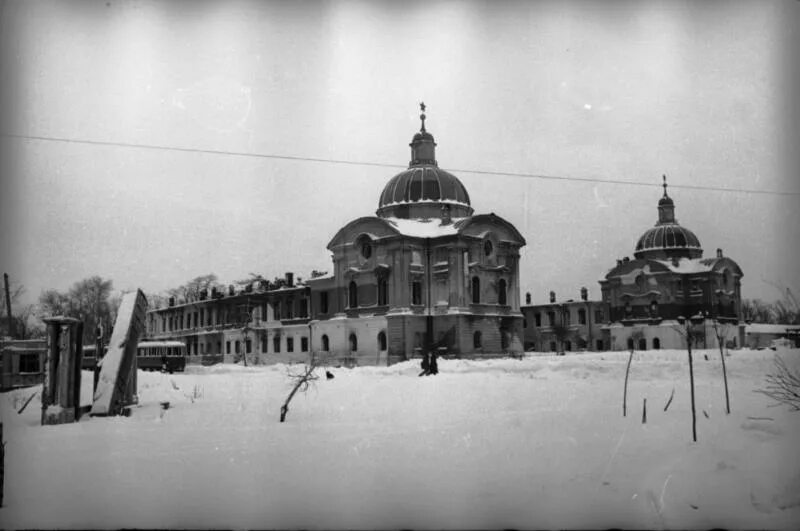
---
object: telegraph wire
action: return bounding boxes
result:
[3,132,798,197]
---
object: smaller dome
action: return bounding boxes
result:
[658,195,674,206]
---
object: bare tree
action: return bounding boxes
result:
[168,273,220,303]
[623,329,645,417]
[37,276,116,345]
[280,352,324,422]
[711,320,732,414]
[551,323,571,355]
[673,316,706,442]
[756,355,800,411]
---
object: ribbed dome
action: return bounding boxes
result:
[634,224,702,259]
[379,166,471,207]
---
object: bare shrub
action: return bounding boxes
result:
[756,355,800,411]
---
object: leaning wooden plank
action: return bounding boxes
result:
[90,290,147,416]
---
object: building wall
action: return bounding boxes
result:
[521,301,609,352]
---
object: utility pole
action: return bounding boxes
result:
[3,273,13,338]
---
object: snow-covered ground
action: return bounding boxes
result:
[2,348,799,529]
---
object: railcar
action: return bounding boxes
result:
[136,341,187,372]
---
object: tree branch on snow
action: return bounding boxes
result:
[279,353,324,423]
[755,355,800,411]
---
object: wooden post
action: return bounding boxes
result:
[623,349,634,417]
[642,398,647,424]
[73,322,84,420]
[3,273,13,338]
[688,330,698,442]
[1,422,5,507]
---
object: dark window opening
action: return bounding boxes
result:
[596,340,604,351]
[578,309,586,325]
[501,331,510,350]
[638,338,647,351]
[235,341,241,354]
[627,338,634,350]
[287,337,294,352]
[226,341,231,354]
[378,278,388,306]
[535,313,541,327]
[498,278,507,305]
[246,339,252,354]
[378,331,387,351]
[320,291,329,314]
[321,334,329,351]
[473,331,482,349]
[471,277,480,304]
[301,337,308,352]
[412,281,422,305]
[273,336,281,353]
[653,337,661,350]
[550,341,557,352]
[261,337,267,353]
[565,340,572,352]
[349,281,358,308]
[349,333,358,352]
[19,353,40,373]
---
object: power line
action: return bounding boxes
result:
[3,132,797,196]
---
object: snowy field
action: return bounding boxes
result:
[2,348,799,530]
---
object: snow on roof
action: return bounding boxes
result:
[654,258,713,274]
[746,323,800,335]
[383,217,466,238]
[138,340,187,348]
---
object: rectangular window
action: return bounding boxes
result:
[200,343,205,354]
[200,309,204,326]
[287,337,294,352]
[226,341,231,354]
[535,313,541,327]
[301,337,308,352]
[594,310,604,323]
[320,291,329,314]
[564,310,571,326]
[246,339,252,354]
[596,339,604,351]
[299,298,308,318]
[235,341,241,354]
[194,312,198,328]
[286,299,294,319]
[273,336,281,353]
[217,341,221,354]
[548,311,555,326]
[578,309,586,325]
[412,281,422,305]
[18,353,40,373]
[261,337,268,353]
[274,302,281,321]
[262,303,268,322]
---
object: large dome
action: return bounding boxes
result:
[634,224,702,258]
[633,176,703,260]
[379,166,471,208]
[376,109,474,219]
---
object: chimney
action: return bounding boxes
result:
[199,288,207,300]
[211,286,218,298]
[285,272,294,287]
[580,287,588,301]
[525,292,531,305]
[549,291,556,303]
[717,248,723,258]
[168,296,175,307]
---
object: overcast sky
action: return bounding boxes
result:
[1,0,798,307]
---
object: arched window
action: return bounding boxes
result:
[650,301,659,317]
[638,338,647,351]
[498,279,507,305]
[321,334,329,352]
[349,333,358,352]
[378,331,387,351]
[652,337,660,350]
[378,277,388,306]
[473,331,482,349]
[471,276,481,304]
[348,281,358,308]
